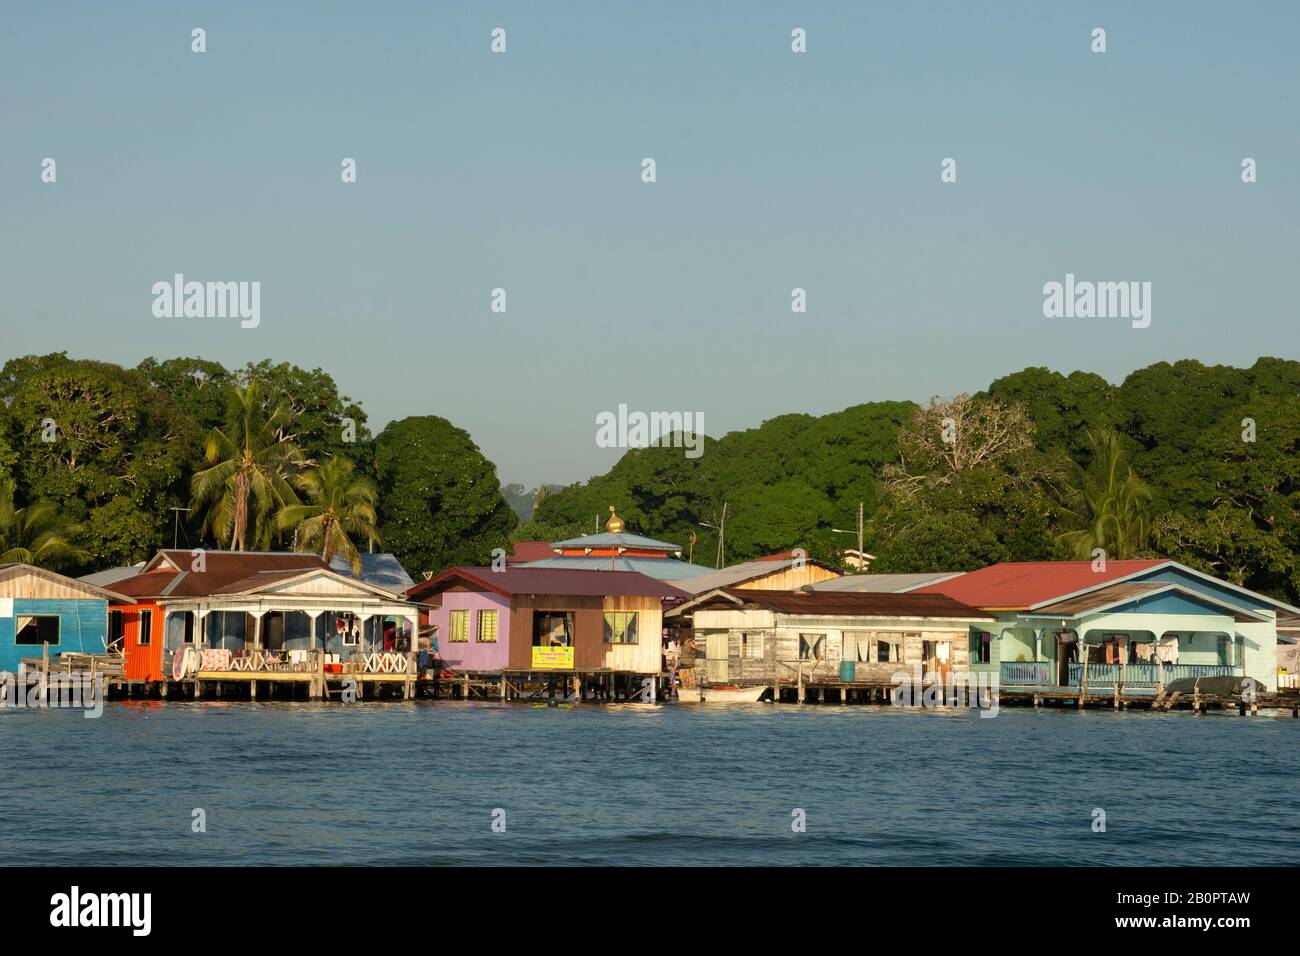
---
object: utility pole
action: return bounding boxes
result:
[698,502,729,570]
[716,502,728,569]
[832,501,865,569]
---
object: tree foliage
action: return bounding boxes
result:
[373,416,517,576]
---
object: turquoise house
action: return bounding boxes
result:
[918,560,1294,692]
[0,563,129,672]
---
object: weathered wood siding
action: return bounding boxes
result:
[693,607,972,684]
[506,594,665,673]
[733,564,840,591]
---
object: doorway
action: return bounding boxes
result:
[921,640,952,686]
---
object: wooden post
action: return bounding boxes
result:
[314,648,325,700]
[1078,650,1089,708]
[797,662,805,704]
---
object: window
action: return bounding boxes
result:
[477,610,499,643]
[108,610,125,649]
[534,612,573,647]
[876,632,904,663]
[15,615,60,646]
[799,633,827,661]
[843,630,872,663]
[970,630,991,665]
[742,633,765,659]
[138,610,153,646]
[603,611,639,644]
[449,610,469,643]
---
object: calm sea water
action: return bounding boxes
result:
[2,701,1297,866]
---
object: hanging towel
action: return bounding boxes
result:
[1157,637,1180,663]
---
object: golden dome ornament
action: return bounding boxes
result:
[606,506,625,534]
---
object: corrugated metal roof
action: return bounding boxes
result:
[78,563,147,587]
[548,531,683,552]
[916,560,1167,609]
[110,551,328,599]
[1029,581,1264,622]
[709,587,993,619]
[408,566,690,601]
[668,558,837,595]
[518,554,712,579]
[812,572,963,593]
[328,553,414,594]
[507,540,558,564]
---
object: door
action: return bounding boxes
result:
[705,633,729,682]
[922,640,952,685]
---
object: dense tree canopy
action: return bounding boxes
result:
[373,416,518,576]
[2,353,1299,604]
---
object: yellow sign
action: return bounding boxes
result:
[532,646,574,670]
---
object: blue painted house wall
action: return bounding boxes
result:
[0,598,109,672]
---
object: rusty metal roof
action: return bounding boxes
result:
[408,566,691,602]
[704,588,993,619]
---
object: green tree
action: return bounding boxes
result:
[241,360,371,466]
[191,381,303,551]
[0,477,89,567]
[7,357,199,570]
[1055,429,1153,560]
[374,416,517,575]
[277,456,380,574]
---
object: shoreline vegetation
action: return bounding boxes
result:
[1,353,1298,608]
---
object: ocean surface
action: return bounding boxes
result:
[2,700,1297,866]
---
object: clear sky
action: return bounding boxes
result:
[3,2,1296,487]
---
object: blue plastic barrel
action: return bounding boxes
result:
[839,660,856,683]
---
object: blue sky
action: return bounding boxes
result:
[3,2,1296,486]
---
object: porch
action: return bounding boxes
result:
[999,660,1239,688]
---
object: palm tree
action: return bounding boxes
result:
[1056,429,1153,560]
[191,381,303,551]
[0,477,89,567]
[276,456,380,574]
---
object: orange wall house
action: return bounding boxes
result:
[113,601,166,681]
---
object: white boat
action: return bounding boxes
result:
[676,685,769,704]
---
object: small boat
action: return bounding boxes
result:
[676,684,770,704]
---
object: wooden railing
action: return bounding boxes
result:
[999,662,1051,686]
[1066,662,1236,686]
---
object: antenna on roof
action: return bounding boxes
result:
[168,507,192,549]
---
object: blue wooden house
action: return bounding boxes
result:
[918,560,1297,691]
[0,563,130,672]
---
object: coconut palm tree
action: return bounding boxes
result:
[191,381,303,551]
[276,456,379,574]
[1056,429,1153,560]
[0,477,89,567]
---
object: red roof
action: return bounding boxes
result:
[110,551,328,600]
[407,566,689,602]
[757,550,801,562]
[508,540,557,564]
[915,560,1168,610]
